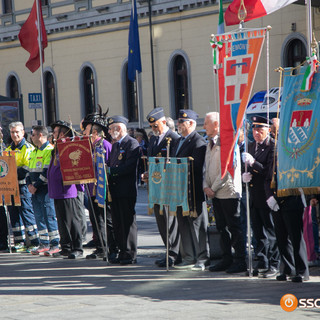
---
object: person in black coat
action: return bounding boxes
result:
[107,116,140,265]
[265,160,310,282]
[242,116,280,278]
[144,107,181,267]
[172,109,209,271]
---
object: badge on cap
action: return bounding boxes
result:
[108,118,114,124]
[182,113,187,118]
[149,117,154,122]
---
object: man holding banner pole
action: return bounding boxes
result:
[144,107,180,268]
[173,110,209,271]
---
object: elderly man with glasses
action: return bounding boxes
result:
[143,107,180,267]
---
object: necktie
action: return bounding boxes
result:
[255,143,261,156]
[210,139,215,150]
[176,137,185,155]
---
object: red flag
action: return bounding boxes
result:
[225,0,296,26]
[18,0,47,73]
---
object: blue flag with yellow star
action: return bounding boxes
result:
[128,0,142,82]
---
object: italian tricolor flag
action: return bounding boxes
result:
[225,0,297,26]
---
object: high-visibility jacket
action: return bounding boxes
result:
[26,141,54,189]
[6,138,34,184]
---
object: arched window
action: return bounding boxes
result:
[44,71,57,126]
[7,75,19,99]
[82,66,96,115]
[281,34,307,74]
[173,55,189,118]
[126,63,138,122]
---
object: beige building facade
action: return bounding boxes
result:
[0,0,319,136]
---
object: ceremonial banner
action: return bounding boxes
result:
[94,144,107,208]
[57,136,96,186]
[278,66,320,196]
[211,28,266,178]
[148,157,194,216]
[0,153,20,206]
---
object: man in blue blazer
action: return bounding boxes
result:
[107,116,140,265]
[173,109,209,271]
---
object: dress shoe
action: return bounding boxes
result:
[191,263,205,271]
[291,275,303,283]
[109,257,120,264]
[86,249,104,259]
[209,260,232,272]
[119,258,137,265]
[246,269,259,277]
[157,257,174,267]
[68,251,83,259]
[259,268,279,278]
[226,262,247,274]
[52,249,70,258]
[173,261,195,269]
[276,273,288,281]
[83,240,97,248]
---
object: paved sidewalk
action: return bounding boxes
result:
[0,188,319,320]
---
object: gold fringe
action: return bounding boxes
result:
[277,187,320,197]
[62,178,97,186]
[148,207,153,215]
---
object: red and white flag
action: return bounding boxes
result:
[225,0,297,26]
[18,0,47,73]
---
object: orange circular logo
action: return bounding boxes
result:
[280,294,298,312]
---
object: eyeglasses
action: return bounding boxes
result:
[177,119,189,124]
[149,124,158,129]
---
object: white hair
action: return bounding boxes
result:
[9,121,24,130]
[206,112,219,123]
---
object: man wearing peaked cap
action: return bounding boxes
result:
[172,109,209,271]
[107,115,140,265]
[107,116,128,126]
[242,114,280,278]
[144,107,180,267]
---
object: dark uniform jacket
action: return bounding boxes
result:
[108,134,140,198]
[173,130,207,212]
[247,136,275,208]
[147,129,179,157]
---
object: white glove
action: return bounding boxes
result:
[242,152,255,166]
[267,196,280,212]
[242,172,252,183]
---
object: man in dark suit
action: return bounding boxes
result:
[144,107,181,267]
[172,109,209,270]
[107,116,140,265]
[242,116,280,277]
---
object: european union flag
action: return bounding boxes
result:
[128,0,142,82]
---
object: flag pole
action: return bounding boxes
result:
[306,0,312,56]
[35,0,46,126]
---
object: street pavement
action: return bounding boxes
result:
[0,187,320,320]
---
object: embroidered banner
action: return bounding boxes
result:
[57,136,96,186]
[94,143,107,208]
[0,153,20,206]
[278,66,320,196]
[212,28,266,178]
[148,157,193,216]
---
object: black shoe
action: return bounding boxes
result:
[157,257,174,268]
[226,262,247,274]
[52,249,70,258]
[119,258,137,265]
[109,257,120,264]
[246,269,259,276]
[276,273,288,281]
[86,249,104,259]
[108,252,117,261]
[209,260,232,272]
[291,275,303,283]
[83,240,97,248]
[68,251,83,259]
[260,268,279,278]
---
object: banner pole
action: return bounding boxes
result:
[35,0,46,126]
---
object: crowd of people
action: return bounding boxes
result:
[0,107,319,281]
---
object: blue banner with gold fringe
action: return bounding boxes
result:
[148,157,191,216]
[278,66,320,196]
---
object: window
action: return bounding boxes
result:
[82,66,96,115]
[173,55,189,119]
[8,75,19,99]
[41,0,48,6]
[126,63,138,122]
[286,39,307,69]
[3,0,12,14]
[44,71,57,126]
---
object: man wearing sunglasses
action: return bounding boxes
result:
[144,107,180,267]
